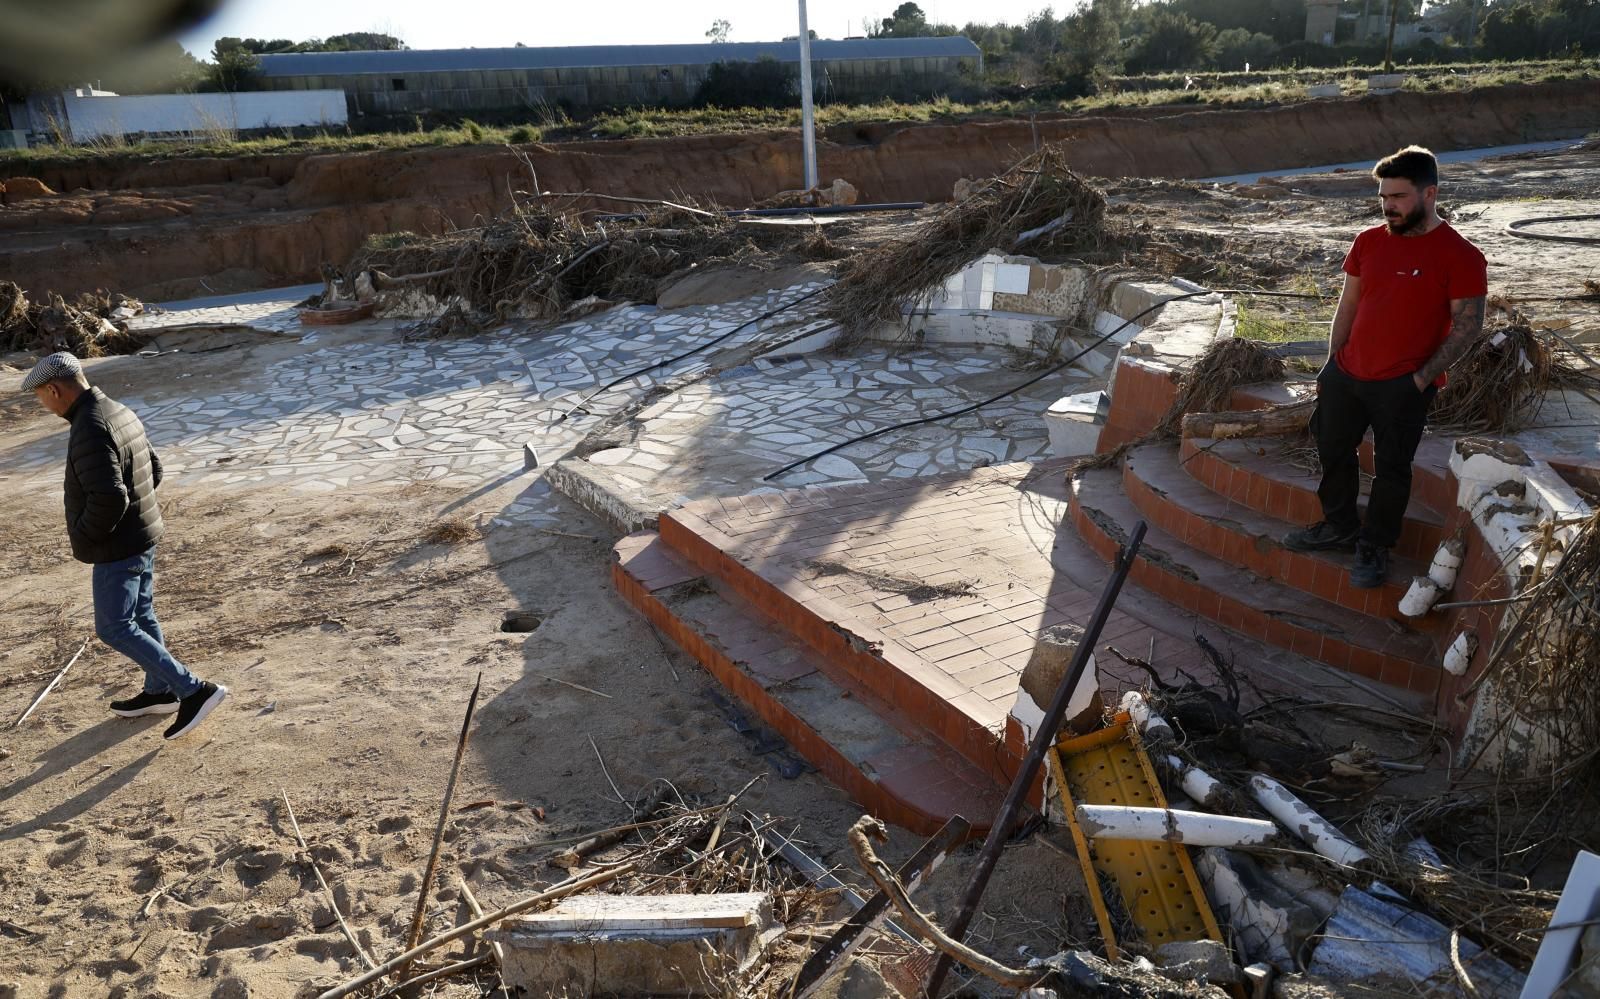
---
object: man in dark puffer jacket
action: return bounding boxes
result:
[23,352,227,740]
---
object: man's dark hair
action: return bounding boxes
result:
[1373,145,1439,189]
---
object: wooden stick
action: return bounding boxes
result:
[281,788,378,971]
[538,192,716,217]
[589,735,627,805]
[539,674,610,699]
[373,952,493,998]
[550,783,671,869]
[458,879,510,998]
[14,638,89,728]
[315,863,633,999]
[404,672,483,958]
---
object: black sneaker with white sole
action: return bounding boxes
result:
[110,691,180,717]
[163,682,228,740]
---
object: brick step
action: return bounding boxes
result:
[658,503,1020,790]
[613,531,1005,836]
[1123,443,1441,630]
[1178,436,1448,564]
[1069,466,1440,695]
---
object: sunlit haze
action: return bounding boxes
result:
[178,0,1067,56]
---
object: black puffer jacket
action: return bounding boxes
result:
[62,388,165,564]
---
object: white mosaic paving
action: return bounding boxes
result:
[5,279,1094,524]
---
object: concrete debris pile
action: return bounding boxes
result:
[1,281,151,356]
[326,195,847,336]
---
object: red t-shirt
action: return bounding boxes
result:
[1338,221,1487,384]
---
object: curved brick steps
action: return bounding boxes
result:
[1178,436,1447,564]
[1069,466,1439,695]
[1122,442,1440,630]
[614,531,1005,836]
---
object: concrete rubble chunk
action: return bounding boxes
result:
[1013,623,1101,739]
[1154,939,1243,985]
[487,891,785,996]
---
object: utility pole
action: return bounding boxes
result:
[1384,0,1400,71]
[798,0,819,192]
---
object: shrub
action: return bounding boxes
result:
[694,57,800,108]
[461,119,485,142]
[507,124,541,143]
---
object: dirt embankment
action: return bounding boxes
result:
[2,80,1596,300]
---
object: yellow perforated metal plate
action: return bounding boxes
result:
[1049,712,1224,959]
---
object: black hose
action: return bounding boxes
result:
[763,287,1326,481]
[1505,213,1600,246]
[554,285,830,423]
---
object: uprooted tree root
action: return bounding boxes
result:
[823,144,1112,348]
[1428,318,1594,435]
[345,199,845,338]
[1,281,150,357]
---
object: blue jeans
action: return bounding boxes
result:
[92,548,201,699]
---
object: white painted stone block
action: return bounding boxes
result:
[1045,394,1106,459]
[995,263,1031,295]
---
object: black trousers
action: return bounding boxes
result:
[1312,361,1437,549]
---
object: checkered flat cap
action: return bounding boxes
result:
[21,352,84,391]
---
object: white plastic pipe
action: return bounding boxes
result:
[1398,575,1445,618]
[1166,755,1228,809]
[1443,631,1479,676]
[1249,775,1370,868]
[1075,804,1279,848]
[1120,690,1175,742]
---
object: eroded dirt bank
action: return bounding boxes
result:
[2,80,1595,299]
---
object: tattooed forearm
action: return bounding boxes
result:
[1417,295,1486,385]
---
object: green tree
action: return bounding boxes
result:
[1480,0,1541,56]
[870,2,955,37]
[206,38,262,91]
[1212,26,1280,66]
[1061,0,1128,76]
[1128,10,1219,70]
[706,19,732,42]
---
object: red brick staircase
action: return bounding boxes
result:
[1068,430,1454,696]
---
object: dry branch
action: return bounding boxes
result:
[848,816,1040,989]
[823,144,1108,346]
[280,789,378,971]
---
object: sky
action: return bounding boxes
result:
[177,0,1064,56]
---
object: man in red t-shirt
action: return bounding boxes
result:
[1283,145,1487,589]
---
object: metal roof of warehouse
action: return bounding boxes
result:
[256,37,980,76]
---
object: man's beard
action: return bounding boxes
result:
[1385,203,1427,234]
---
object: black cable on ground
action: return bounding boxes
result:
[1505,213,1600,246]
[554,284,830,423]
[763,287,1327,482]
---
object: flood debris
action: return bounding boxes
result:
[1074,803,1280,849]
[311,771,834,999]
[1308,885,1527,995]
[1,281,150,356]
[824,144,1110,346]
[327,194,845,335]
[488,891,786,996]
